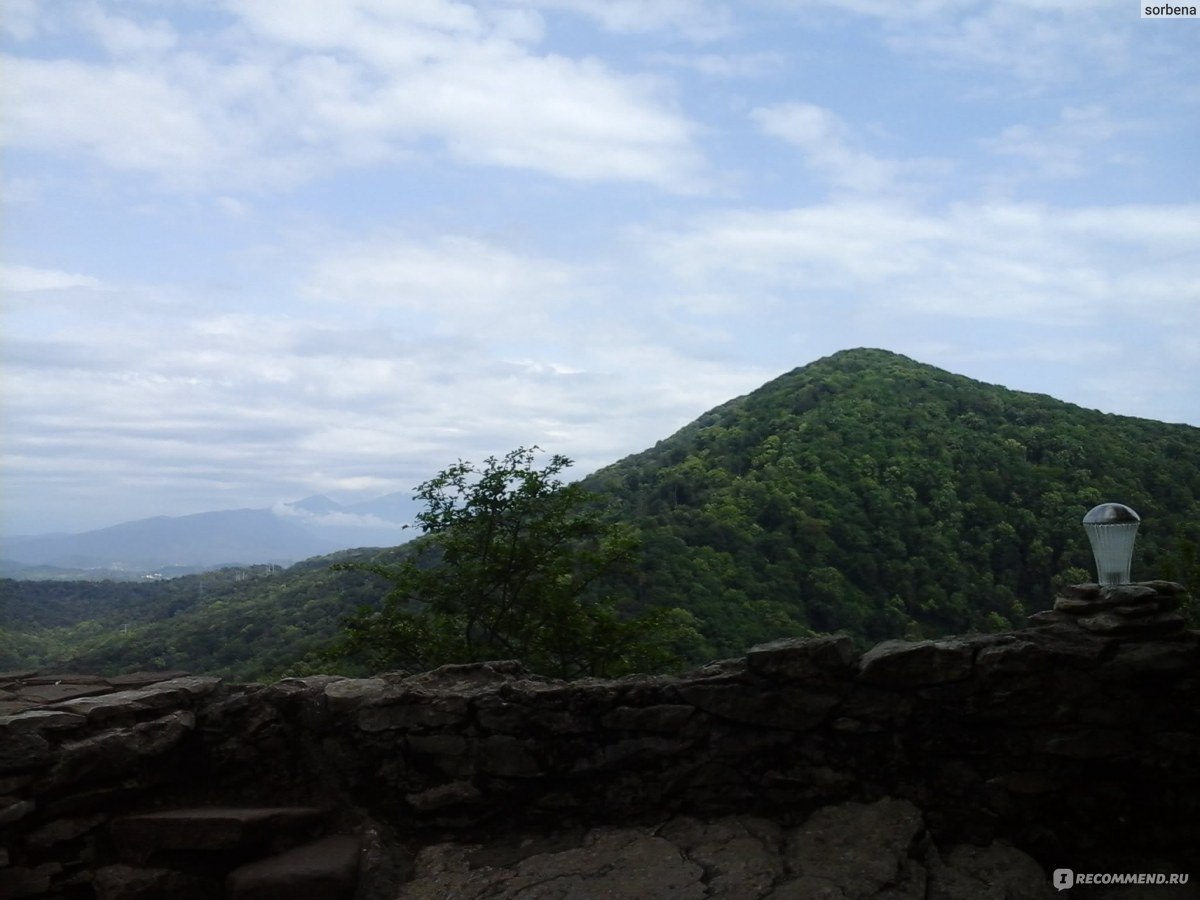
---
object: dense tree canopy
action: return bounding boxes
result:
[583,349,1200,657]
[319,447,694,678]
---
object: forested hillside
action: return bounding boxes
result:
[583,349,1200,657]
[0,550,403,679]
[3,348,1197,678]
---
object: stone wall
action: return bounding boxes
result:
[2,582,1198,898]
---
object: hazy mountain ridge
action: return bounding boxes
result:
[0,492,420,576]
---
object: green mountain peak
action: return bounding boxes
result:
[586,350,1199,656]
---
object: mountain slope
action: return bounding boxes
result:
[0,508,332,571]
[3,348,1197,678]
[584,348,1200,656]
[0,547,407,678]
[1,496,417,575]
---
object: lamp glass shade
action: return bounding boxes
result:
[1082,503,1140,586]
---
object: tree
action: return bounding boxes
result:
[326,447,693,678]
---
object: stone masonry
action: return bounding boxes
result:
[1,582,1197,898]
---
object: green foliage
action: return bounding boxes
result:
[4,349,1197,677]
[0,551,399,679]
[322,447,694,678]
[583,348,1200,656]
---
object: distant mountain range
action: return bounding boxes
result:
[0,493,420,578]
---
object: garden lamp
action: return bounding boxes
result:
[1082,503,1140,586]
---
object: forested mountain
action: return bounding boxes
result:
[2,348,1197,678]
[0,550,403,679]
[583,348,1200,657]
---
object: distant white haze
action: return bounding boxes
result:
[2,1,1197,537]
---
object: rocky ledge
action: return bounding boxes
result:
[2,583,1198,898]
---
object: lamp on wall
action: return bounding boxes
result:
[1082,503,1140,586]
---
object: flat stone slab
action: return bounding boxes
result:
[0,700,39,716]
[111,807,326,860]
[51,677,222,724]
[226,834,361,900]
[0,709,87,733]
[394,804,1057,900]
[15,683,115,704]
[105,671,192,688]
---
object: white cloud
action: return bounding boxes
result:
[0,264,103,292]
[642,199,1200,324]
[781,0,1136,84]
[649,50,785,78]
[75,2,179,58]
[1,0,41,41]
[0,1,705,192]
[751,102,906,195]
[304,235,578,332]
[1,56,233,185]
[531,0,734,42]
[982,105,1136,180]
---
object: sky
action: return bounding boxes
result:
[1,0,1198,538]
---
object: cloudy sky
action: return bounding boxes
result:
[2,0,1198,537]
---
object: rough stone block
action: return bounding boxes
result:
[0,709,87,733]
[857,638,975,687]
[600,703,696,733]
[92,863,217,900]
[357,695,469,732]
[110,806,325,861]
[47,711,195,789]
[927,841,1053,899]
[746,634,858,681]
[15,682,114,705]
[0,729,54,773]
[677,683,840,729]
[226,834,361,900]
[784,798,927,897]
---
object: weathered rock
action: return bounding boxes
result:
[0,615,1196,900]
[1077,611,1187,637]
[746,635,858,681]
[104,670,191,688]
[478,735,540,777]
[24,812,107,849]
[0,798,37,827]
[0,708,87,733]
[927,841,1054,899]
[110,806,326,862]
[397,827,709,900]
[92,863,216,900]
[14,682,114,705]
[0,863,57,898]
[403,659,530,691]
[857,638,975,687]
[782,798,927,898]
[226,834,361,900]
[405,781,482,812]
[0,729,54,773]
[599,703,696,733]
[1043,581,1189,639]
[46,710,195,788]
[657,816,785,899]
[323,678,388,711]
[357,694,469,732]
[677,682,840,729]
